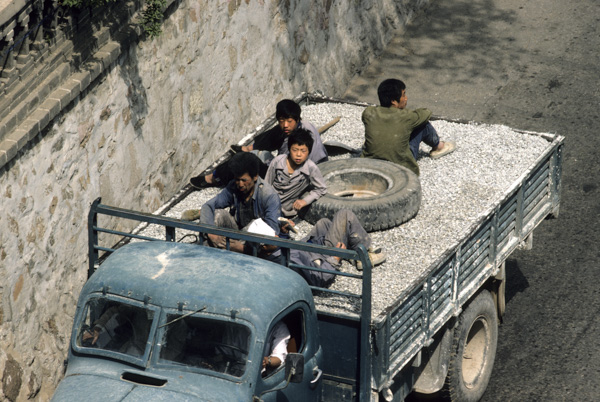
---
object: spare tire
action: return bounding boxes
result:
[304,158,421,232]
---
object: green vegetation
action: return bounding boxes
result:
[141,0,167,38]
[60,0,167,37]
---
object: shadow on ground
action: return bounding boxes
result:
[344,0,521,104]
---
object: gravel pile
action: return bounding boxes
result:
[136,102,553,321]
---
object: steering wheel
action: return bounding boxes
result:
[205,341,247,374]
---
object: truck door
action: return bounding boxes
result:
[256,305,323,401]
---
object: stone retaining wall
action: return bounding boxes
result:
[0,0,428,399]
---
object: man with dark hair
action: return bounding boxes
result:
[265,129,327,218]
[361,78,456,176]
[196,152,282,255]
[228,149,260,179]
[189,99,328,189]
[249,99,328,164]
[287,127,314,152]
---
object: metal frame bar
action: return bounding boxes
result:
[87,196,374,401]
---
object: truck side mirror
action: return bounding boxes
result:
[284,353,304,383]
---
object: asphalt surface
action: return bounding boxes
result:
[344,0,600,400]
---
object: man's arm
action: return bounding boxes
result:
[264,160,276,186]
[83,305,121,345]
[301,121,329,164]
[200,186,240,250]
[253,126,284,152]
[200,185,235,225]
[263,322,290,369]
[408,108,433,129]
[299,163,327,206]
[299,249,340,288]
[258,187,282,235]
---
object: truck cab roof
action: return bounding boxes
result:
[82,241,314,331]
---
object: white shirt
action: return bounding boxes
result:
[265,321,291,367]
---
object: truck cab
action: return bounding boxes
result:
[52,241,324,401]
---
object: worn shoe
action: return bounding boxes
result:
[430,141,456,160]
[230,144,244,153]
[181,209,201,221]
[190,175,211,190]
[355,248,387,271]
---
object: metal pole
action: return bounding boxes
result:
[357,245,373,401]
[87,197,101,279]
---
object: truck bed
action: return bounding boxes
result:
[139,94,562,323]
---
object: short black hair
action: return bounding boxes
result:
[287,128,314,153]
[228,152,261,178]
[276,99,301,122]
[377,78,406,107]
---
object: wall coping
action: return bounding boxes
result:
[0,0,28,28]
[0,0,177,171]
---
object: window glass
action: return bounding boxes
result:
[159,314,251,377]
[76,298,154,358]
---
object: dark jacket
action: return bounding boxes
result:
[253,120,329,164]
[200,177,282,235]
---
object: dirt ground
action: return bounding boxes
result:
[344,0,600,399]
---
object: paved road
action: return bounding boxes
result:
[344,0,600,400]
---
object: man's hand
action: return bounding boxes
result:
[208,233,246,253]
[279,218,297,234]
[260,244,278,254]
[231,144,254,153]
[293,199,308,211]
[333,242,346,263]
[262,355,281,369]
[82,327,100,345]
[207,233,225,248]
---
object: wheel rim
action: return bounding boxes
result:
[461,315,490,388]
[324,168,394,199]
[333,189,381,198]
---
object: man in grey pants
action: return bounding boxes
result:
[288,209,386,288]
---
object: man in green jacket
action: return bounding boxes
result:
[361,78,456,175]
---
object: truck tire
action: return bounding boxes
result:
[304,158,421,232]
[442,290,498,402]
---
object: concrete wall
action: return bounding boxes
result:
[0,0,428,399]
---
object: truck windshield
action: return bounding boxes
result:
[159,313,251,377]
[76,297,155,359]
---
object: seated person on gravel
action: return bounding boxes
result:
[282,209,386,288]
[265,129,327,219]
[361,78,456,176]
[191,152,282,259]
[190,99,328,189]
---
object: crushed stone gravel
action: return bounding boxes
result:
[136,102,553,321]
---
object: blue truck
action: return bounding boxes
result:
[52,94,564,401]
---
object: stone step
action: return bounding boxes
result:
[0,40,122,168]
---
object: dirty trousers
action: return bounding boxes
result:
[306,209,371,251]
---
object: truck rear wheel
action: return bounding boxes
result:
[443,290,498,401]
